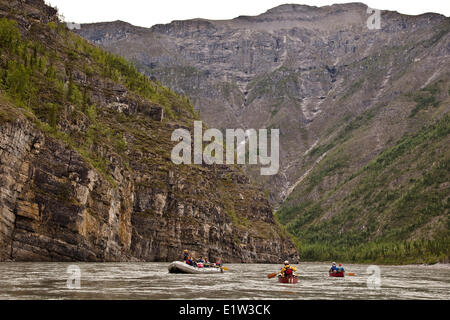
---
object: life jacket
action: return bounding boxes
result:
[282,265,294,276]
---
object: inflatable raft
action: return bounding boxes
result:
[168,261,224,274]
[278,275,298,284]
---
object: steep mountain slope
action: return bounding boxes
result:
[77,4,449,201]
[77,3,450,263]
[278,84,450,263]
[0,0,298,263]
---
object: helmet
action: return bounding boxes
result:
[284,260,289,265]
[184,250,188,252]
[339,264,342,266]
[332,262,336,265]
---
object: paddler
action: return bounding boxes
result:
[196,256,205,268]
[280,260,297,277]
[329,262,337,274]
[186,256,197,267]
[183,250,197,267]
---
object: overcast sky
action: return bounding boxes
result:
[46,0,450,28]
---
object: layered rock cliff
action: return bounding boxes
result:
[0,0,298,263]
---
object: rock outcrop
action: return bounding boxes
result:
[0,0,298,263]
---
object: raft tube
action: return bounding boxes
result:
[168,261,224,274]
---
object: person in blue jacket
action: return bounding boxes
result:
[329,262,337,273]
[183,250,189,261]
[337,264,345,273]
[183,250,197,267]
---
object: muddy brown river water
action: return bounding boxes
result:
[0,262,448,300]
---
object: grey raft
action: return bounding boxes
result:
[168,261,224,274]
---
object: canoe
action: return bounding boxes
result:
[278,275,298,284]
[168,261,224,274]
[329,271,345,277]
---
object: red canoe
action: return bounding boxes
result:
[278,275,299,284]
[329,272,345,277]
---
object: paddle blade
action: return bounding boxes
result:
[348,272,355,276]
[267,273,278,279]
[221,266,229,271]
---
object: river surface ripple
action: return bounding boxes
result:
[0,262,448,300]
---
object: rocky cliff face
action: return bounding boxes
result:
[0,117,296,263]
[77,3,449,263]
[0,117,133,261]
[77,3,449,203]
[0,0,298,263]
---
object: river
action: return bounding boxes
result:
[0,262,448,300]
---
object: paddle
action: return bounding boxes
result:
[267,272,278,279]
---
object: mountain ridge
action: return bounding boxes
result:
[76,2,450,263]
